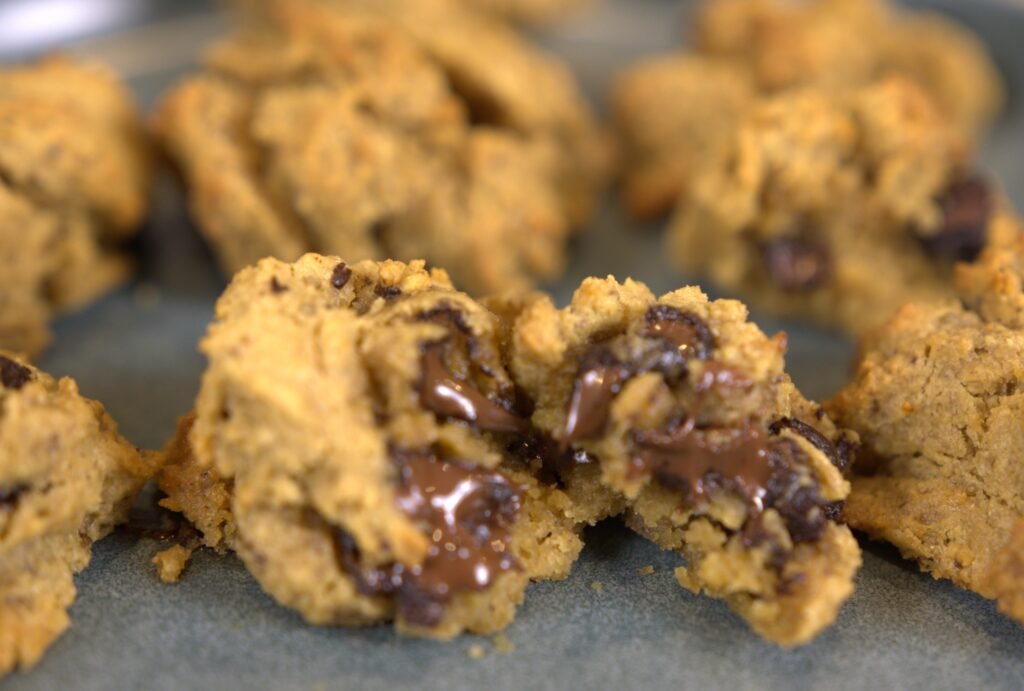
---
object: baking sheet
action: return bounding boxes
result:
[5,0,1024,688]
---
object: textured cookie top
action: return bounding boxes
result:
[154,0,608,294]
[694,0,1004,136]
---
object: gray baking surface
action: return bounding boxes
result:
[5,1,1024,689]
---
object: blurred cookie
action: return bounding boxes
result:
[510,276,860,646]
[828,235,1024,623]
[0,354,155,675]
[155,255,589,637]
[667,77,1020,334]
[0,57,150,356]
[154,0,609,295]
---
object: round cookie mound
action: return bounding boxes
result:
[668,77,1020,334]
[510,276,860,646]
[0,57,150,357]
[154,0,609,295]
[157,255,586,638]
[1,353,153,676]
[828,235,1024,623]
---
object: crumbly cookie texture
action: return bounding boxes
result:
[614,0,1003,220]
[156,255,588,638]
[828,236,1024,623]
[0,353,154,676]
[154,0,608,295]
[510,276,860,646]
[0,56,150,357]
[668,77,1021,334]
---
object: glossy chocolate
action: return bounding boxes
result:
[420,346,527,433]
[0,355,32,390]
[644,305,714,361]
[330,262,352,289]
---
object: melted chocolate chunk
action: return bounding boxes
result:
[331,449,522,627]
[761,236,832,292]
[0,356,32,390]
[762,439,829,544]
[919,176,992,262]
[644,306,714,361]
[419,345,527,433]
[769,417,852,472]
[0,483,27,509]
[331,262,352,289]
[563,349,632,443]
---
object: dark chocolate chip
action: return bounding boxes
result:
[769,417,853,473]
[918,175,992,262]
[269,277,288,294]
[761,236,832,292]
[331,262,352,289]
[0,483,27,509]
[563,349,632,443]
[0,355,32,390]
[644,306,714,361]
[375,284,402,300]
[419,345,527,433]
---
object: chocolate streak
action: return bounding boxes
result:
[0,355,32,390]
[420,347,527,433]
[332,449,521,627]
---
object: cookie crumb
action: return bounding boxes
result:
[636,565,656,576]
[467,643,487,660]
[492,634,515,654]
[590,580,604,593]
[153,544,193,583]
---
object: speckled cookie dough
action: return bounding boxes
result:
[510,276,861,646]
[614,0,1003,220]
[828,235,1024,624]
[667,77,1021,334]
[155,255,589,638]
[0,57,150,357]
[154,0,608,295]
[0,353,155,676]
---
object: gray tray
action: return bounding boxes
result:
[6,1,1024,689]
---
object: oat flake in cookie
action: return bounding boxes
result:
[155,255,588,638]
[0,57,151,357]
[668,77,1021,335]
[0,354,156,676]
[510,276,860,646]
[153,0,608,296]
[828,234,1024,624]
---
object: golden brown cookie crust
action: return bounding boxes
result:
[0,353,155,676]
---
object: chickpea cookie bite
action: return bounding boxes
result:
[668,77,1020,335]
[0,354,156,676]
[509,276,860,646]
[154,255,587,638]
[827,235,1024,624]
[0,57,151,357]
[153,0,609,295]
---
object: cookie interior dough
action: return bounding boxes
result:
[614,0,1004,220]
[153,0,609,295]
[0,353,155,676]
[0,56,150,357]
[828,234,1024,624]
[155,255,590,638]
[509,276,861,646]
[667,77,1021,335]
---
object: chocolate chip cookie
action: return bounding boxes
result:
[1,354,155,676]
[614,0,1003,220]
[461,0,590,24]
[0,57,150,357]
[509,276,860,646]
[668,77,1021,334]
[154,0,609,295]
[155,255,588,638]
[828,234,1024,624]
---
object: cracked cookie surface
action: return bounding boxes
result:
[509,276,860,646]
[154,0,608,295]
[667,77,1021,334]
[0,57,150,357]
[828,235,1024,623]
[156,255,588,638]
[0,353,154,676]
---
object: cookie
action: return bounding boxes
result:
[667,77,1021,334]
[461,0,590,24]
[155,255,588,638]
[0,56,150,357]
[153,0,609,295]
[0,353,155,675]
[509,276,860,646]
[828,235,1024,623]
[614,0,1003,220]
